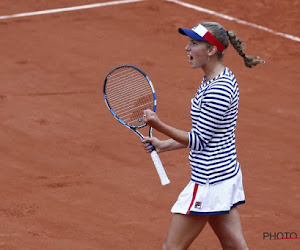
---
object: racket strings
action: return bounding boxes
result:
[107,80,150,103]
[106,70,150,103]
[105,67,154,126]
[111,98,153,120]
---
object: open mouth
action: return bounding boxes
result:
[188,54,193,62]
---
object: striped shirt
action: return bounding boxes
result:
[188,67,240,185]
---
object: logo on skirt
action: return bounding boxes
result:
[195,201,202,209]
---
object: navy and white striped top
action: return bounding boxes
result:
[188,67,240,185]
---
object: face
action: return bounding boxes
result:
[185,39,210,68]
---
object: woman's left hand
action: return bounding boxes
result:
[143,109,161,129]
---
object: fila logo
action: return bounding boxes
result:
[195,201,202,209]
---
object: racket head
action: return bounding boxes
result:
[103,65,157,129]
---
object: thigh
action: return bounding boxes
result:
[208,207,248,250]
[164,213,209,250]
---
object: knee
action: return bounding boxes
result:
[162,242,171,250]
[162,241,187,250]
[222,240,248,250]
[162,242,173,250]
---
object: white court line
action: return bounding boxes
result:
[167,0,300,43]
[1,0,299,43]
[0,0,144,20]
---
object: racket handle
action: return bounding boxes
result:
[150,150,170,186]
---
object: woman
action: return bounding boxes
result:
[142,22,264,249]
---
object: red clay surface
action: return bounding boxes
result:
[0,0,299,249]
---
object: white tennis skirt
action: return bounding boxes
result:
[171,169,245,215]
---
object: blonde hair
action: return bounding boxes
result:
[201,22,265,68]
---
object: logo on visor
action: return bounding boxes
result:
[192,24,200,30]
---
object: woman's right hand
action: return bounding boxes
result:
[142,136,164,153]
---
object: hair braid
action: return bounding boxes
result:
[227,30,265,68]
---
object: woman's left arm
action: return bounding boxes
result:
[143,109,189,147]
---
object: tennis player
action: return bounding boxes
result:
[142,22,264,249]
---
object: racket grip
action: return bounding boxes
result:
[150,150,170,186]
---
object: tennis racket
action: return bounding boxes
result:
[103,65,170,186]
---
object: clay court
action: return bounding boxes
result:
[0,0,299,249]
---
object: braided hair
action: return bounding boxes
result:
[201,22,265,68]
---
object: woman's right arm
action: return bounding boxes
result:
[142,137,187,153]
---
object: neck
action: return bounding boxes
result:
[204,63,224,81]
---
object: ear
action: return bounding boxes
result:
[207,45,218,56]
